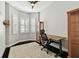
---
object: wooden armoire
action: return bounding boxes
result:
[68,8,79,58]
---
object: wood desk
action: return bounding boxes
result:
[47,35,66,57]
[48,35,66,41]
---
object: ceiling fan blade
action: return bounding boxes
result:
[28,1,38,4]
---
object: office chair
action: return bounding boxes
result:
[40,29,50,54]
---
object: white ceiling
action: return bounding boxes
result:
[7,1,53,12]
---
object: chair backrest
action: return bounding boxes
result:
[40,30,49,46]
[40,30,48,41]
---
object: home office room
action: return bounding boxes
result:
[0,0,79,58]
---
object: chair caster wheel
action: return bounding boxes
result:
[46,51,48,54]
[54,55,58,57]
[41,48,43,50]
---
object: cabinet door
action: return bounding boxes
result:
[71,44,79,58]
[68,12,79,58]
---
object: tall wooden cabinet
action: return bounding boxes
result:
[68,8,79,58]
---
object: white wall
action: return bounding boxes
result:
[40,1,79,37]
[40,1,79,51]
[0,2,5,57]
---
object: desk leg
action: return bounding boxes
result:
[55,40,62,57]
[60,40,62,55]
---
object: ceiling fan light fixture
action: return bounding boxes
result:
[32,5,34,9]
[28,1,38,9]
[31,3,34,6]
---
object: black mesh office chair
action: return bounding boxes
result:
[40,29,50,54]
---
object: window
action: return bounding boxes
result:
[31,17,36,33]
[25,15,29,33]
[11,12,39,35]
[20,18,25,33]
[12,14,18,34]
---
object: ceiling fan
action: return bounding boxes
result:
[28,1,38,9]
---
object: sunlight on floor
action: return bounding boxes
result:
[9,42,60,58]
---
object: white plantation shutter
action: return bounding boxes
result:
[20,18,25,33]
[31,16,36,33]
[25,14,29,33]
